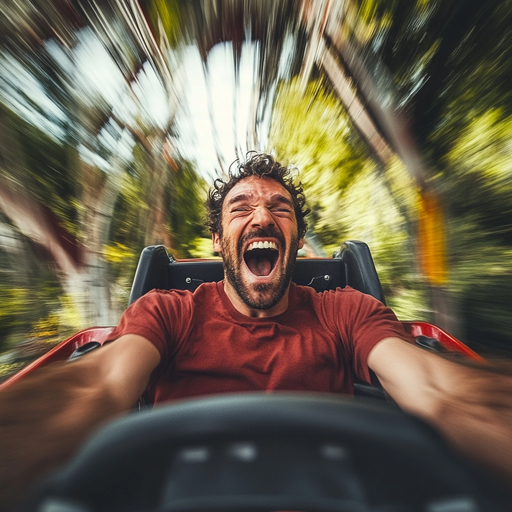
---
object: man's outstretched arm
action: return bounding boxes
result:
[368,337,512,487]
[0,334,161,512]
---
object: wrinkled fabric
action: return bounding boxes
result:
[106,282,412,403]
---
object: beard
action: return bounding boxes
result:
[222,228,300,310]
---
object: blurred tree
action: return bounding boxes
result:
[0,32,182,355]
[442,110,512,356]
[327,0,512,354]
[269,76,423,318]
[1,0,511,360]
[269,77,368,249]
[105,152,208,313]
[168,158,209,258]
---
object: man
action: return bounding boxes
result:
[0,153,511,510]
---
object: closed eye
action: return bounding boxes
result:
[272,206,293,215]
[230,207,252,216]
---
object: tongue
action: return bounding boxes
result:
[247,256,272,276]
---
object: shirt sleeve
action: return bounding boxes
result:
[332,287,415,385]
[104,289,194,363]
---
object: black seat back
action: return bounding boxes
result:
[128,240,385,305]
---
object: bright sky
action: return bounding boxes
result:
[0,29,273,180]
[76,34,267,178]
[174,42,263,178]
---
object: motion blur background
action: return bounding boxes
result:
[1,0,512,380]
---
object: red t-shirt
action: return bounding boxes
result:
[106,282,412,403]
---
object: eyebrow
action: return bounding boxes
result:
[226,193,251,207]
[226,193,294,208]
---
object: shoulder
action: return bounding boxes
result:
[294,284,376,307]
[129,288,191,313]
[326,286,396,319]
[135,282,219,305]
[296,285,403,331]
[123,283,223,326]
[291,285,380,325]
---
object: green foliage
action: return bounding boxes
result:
[270,78,367,191]
[338,165,426,321]
[0,362,25,384]
[187,237,216,259]
[269,76,420,311]
[460,275,512,358]
[109,173,148,251]
[104,242,136,264]
[443,109,512,245]
[269,77,424,320]
[352,0,512,164]
[105,156,208,311]
[1,105,79,236]
[442,111,512,355]
[147,0,184,48]
[104,242,139,311]
[345,0,512,355]
[269,77,371,248]
[0,242,78,356]
[168,160,209,258]
[106,170,151,310]
[0,285,29,350]
[0,289,80,381]
[449,242,512,357]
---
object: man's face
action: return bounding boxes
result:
[212,176,304,311]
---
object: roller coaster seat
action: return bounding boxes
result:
[128,240,385,305]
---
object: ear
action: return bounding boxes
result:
[298,237,305,250]
[212,232,222,253]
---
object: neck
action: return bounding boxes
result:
[222,280,292,318]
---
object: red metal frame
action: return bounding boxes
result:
[0,327,114,390]
[402,321,485,361]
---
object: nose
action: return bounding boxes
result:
[251,206,275,229]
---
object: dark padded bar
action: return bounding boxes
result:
[334,240,385,304]
[128,245,174,305]
[168,260,224,292]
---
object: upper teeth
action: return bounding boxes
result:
[246,241,277,251]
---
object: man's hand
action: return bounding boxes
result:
[0,334,160,512]
[369,337,512,487]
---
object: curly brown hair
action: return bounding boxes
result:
[206,153,309,238]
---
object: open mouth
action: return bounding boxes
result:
[243,240,279,277]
